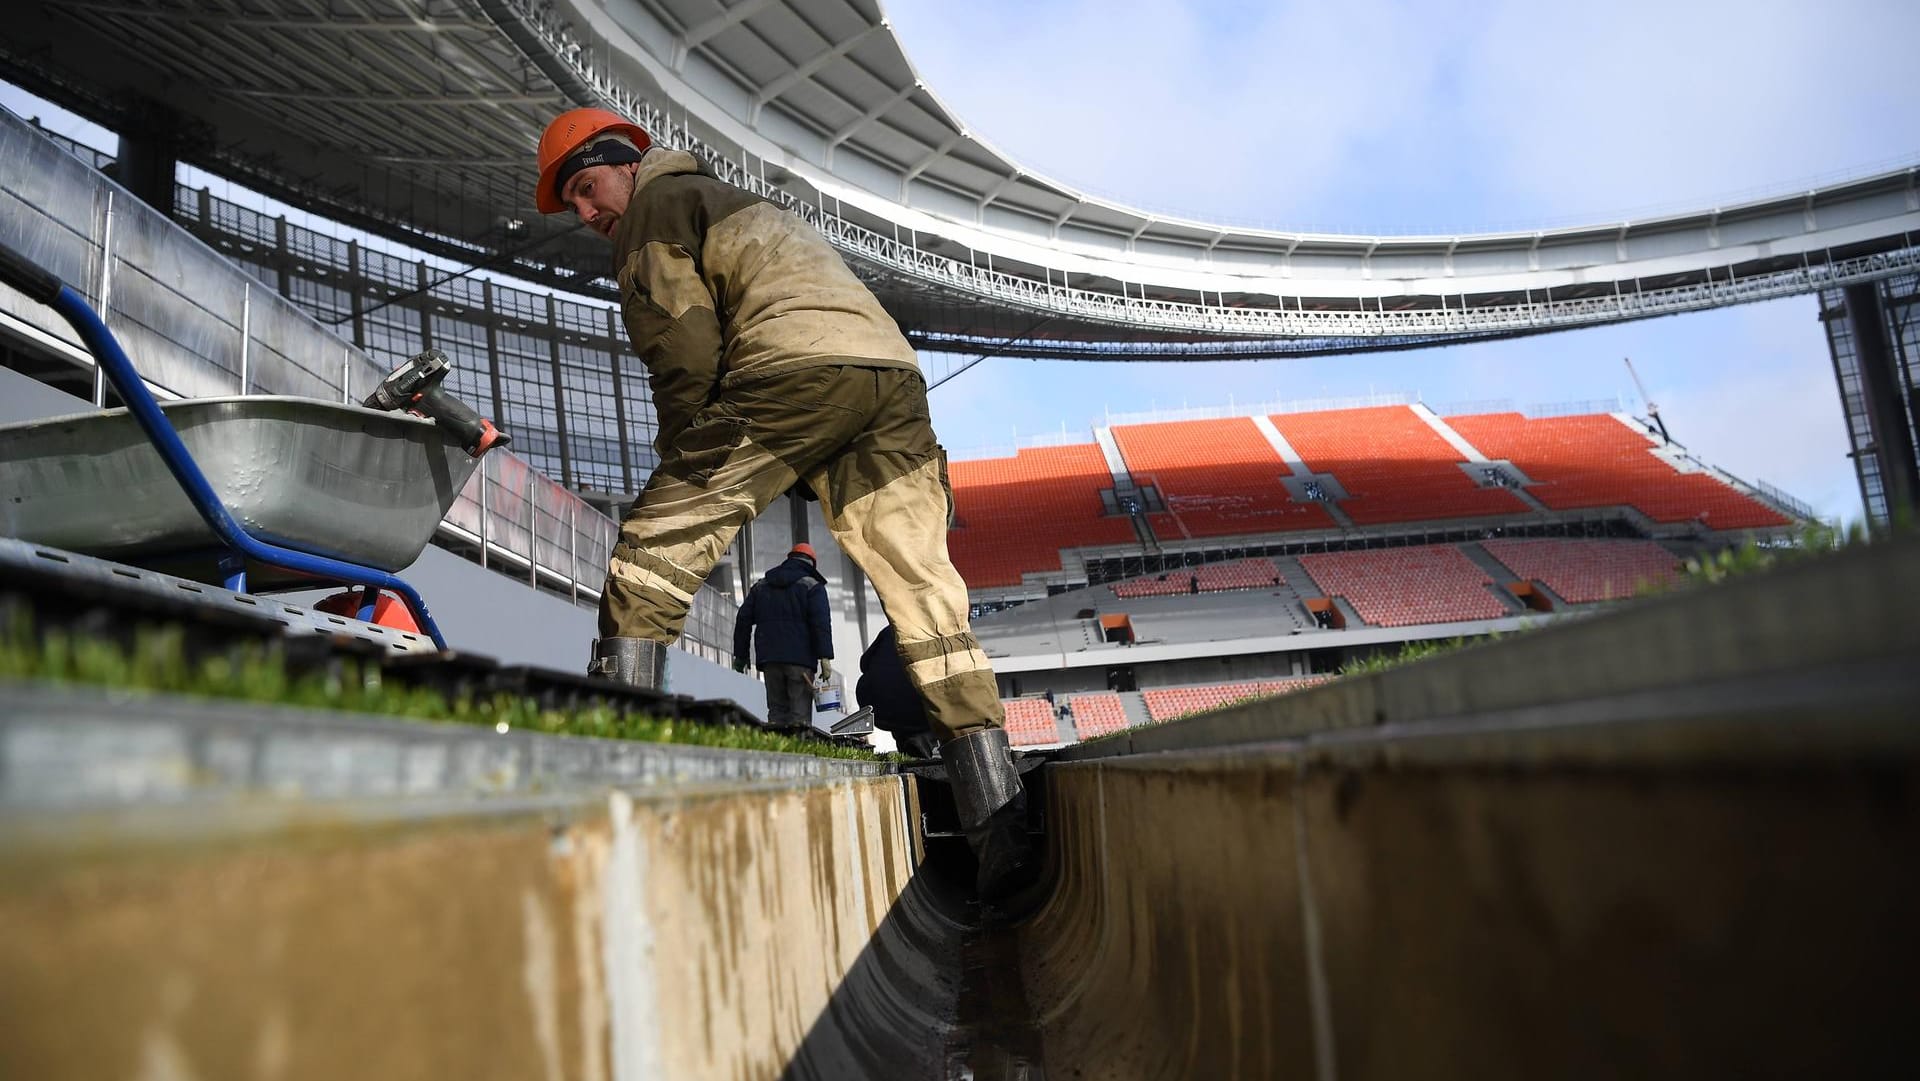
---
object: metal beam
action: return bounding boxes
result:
[826,80,919,152]
[674,0,780,69]
[975,169,1024,211]
[753,23,886,108]
[899,129,966,192]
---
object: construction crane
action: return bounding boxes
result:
[1624,357,1673,445]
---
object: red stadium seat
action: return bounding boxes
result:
[949,444,1138,588]
[1445,413,1789,529]
[1111,557,1284,598]
[1273,406,1530,525]
[1064,692,1129,739]
[1111,418,1336,539]
[1141,676,1328,722]
[1482,537,1680,602]
[1298,545,1508,627]
[1000,697,1062,746]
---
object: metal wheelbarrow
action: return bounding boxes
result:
[0,241,497,650]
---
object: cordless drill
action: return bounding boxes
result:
[363,349,511,457]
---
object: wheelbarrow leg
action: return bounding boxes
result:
[217,553,247,593]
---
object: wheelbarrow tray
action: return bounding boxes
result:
[0,396,477,574]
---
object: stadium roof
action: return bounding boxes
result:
[6,0,1919,360]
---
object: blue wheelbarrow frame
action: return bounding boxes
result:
[0,241,450,649]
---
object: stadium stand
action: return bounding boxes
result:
[1065,692,1130,739]
[1110,557,1285,598]
[1273,406,1531,524]
[1196,557,1285,591]
[1483,537,1681,602]
[949,444,1139,587]
[1111,574,1190,599]
[1110,418,1337,538]
[1142,678,1329,722]
[1001,698,1063,747]
[1299,545,1510,627]
[1445,413,1790,529]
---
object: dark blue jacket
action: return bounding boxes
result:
[733,556,833,668]
[855,625,929,738]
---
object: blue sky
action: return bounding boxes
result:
[887,0,1920,524]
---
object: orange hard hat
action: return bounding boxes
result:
[534,107,652,214]
[789,543,817,562]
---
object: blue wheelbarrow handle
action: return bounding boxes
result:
[0,239,450,650]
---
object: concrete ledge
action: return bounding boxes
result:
[0,770,945,1080]
[0,682,887,812]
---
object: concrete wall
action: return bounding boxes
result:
[1025,740,1919,1080]
[0,772,936,1080]
[1021,535,1920,1079]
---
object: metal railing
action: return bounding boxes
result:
[0,109,745,659]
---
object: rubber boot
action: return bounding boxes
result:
[944,727,1038,904]
[587,637,667,691]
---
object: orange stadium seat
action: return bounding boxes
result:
[1273,406,1530,525]
[1141,677,1329,722]
[1111,557,1284,598]
[1111,418,1336,539]
[1445,413,1789,529]
[1000,698,1062,747]
[1299,545,1509,627]
[1064,692,1129,739]
[1483,537,1681,602]
[947,444,1138,588]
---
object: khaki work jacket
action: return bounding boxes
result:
[609,150,920,453]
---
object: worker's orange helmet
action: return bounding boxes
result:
[534,107,652,214]
[789,543,817,562]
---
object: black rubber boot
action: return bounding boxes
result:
[586,637,667,691]
[944,727,1038,905]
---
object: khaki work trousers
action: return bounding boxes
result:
[600,365,1003,742]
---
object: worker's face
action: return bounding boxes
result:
[561,163,637,241]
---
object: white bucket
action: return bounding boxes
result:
[814,676,843,713]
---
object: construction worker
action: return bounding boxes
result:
[732,542,833,731]
[854,624,939,759]
[535,108,1033,899]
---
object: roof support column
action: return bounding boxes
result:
[1845,282,1920,522]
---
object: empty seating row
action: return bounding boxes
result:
[1483,537,1680,602]
[1275,406,1529,525]
[1445,413,1789,530]
[1111,418,1337,538]
[1299,545,1510,627]
[1142,677,1328,722]
[1064,692,1129,739]
[1110,558,1285,598]
[1195,557,1284,591]
[1111,574,1193,599]
[949,444,1138,588]
[1001,697,1063,747]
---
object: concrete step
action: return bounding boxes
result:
[1459,540,1522,582]
[1274,555,1322,598]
